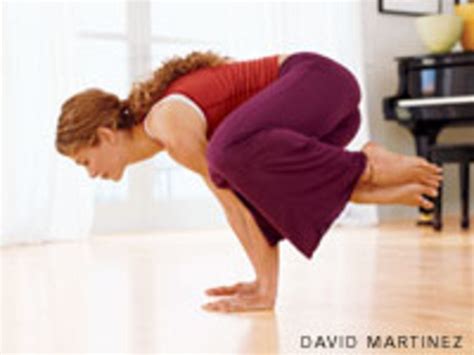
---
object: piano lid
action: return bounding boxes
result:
[384,51,474,122]
[397,95,474,107]
[397,51,474,97]
[395,50,474,64]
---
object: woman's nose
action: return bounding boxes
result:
[88,168,99,178]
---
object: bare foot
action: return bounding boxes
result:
[361,141,443,188]
[351,182,438,209]
[205,280,258,297]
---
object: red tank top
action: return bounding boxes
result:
[162,54,280,140]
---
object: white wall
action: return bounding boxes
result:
[1,1,95,245]
[1,1,378,245]
[360,0,474,222]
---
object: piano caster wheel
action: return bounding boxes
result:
[416,212,434,226]
[433,220,442,231]
[461,219,469,229]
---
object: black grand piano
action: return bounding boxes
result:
[383,51,474,224]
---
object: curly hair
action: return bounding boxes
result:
[55,50,232,156]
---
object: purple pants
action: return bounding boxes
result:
[206,51,367,259]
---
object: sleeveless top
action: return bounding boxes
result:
[146,54,280,140]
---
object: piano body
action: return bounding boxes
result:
[383,51,474,224]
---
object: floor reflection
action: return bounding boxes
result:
[1,220,472,353]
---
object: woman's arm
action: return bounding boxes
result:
[202,174,279,297]
[146,101,279,310]
[200,176,279,312]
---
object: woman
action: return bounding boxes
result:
[55,50,443,313]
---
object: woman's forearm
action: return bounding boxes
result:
[227,207,279,297]
[200,172,279,298]
[224,208,261,276]
[242,210,279,296]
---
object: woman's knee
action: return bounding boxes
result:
[206,128,267,174]
[206,136,242,174]
[321,109,361,147]
[207,127,310,174]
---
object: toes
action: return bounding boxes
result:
[422,186,438,198]
[416,167,443,184]
[424,199,434,210]
[418,195,434,209]
[426,174,443,187]
[427,162,443,174]
[418,158,442,172]
[421,178,441,189]
[432,169,444,178]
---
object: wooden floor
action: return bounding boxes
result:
[1,216,473,354]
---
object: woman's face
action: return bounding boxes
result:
[71,127,129,182]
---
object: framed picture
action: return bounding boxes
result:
[378,0,442,16]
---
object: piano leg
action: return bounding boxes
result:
[460,161,470,229]
[413,131,440,226]
[433,166,443,231]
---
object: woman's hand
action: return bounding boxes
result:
[202,280,276,313]
[202,290,275,313]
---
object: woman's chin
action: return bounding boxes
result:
[112,170,124,182]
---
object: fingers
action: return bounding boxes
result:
[205,285,238,296]
[201,295,274,313]
[202,298,245,313]
[205,281,258,296]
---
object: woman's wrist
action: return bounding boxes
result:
[255,277,277,299]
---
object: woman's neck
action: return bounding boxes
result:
[127,122,166,164]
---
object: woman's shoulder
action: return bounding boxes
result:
[144,95,208,142]
[156,94,207,123]
[222,53,289,67]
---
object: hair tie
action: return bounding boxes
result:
[118,104,135,129]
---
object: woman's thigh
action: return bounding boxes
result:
[206,52,364,251]
[208,51,361,150]
[233,190,284,245]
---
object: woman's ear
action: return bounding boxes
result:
[96,126,116,144]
